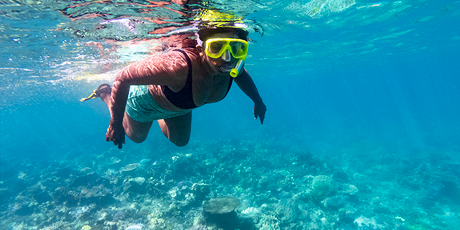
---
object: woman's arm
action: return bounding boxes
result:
[107,51,189,147]
[234,69,266,124]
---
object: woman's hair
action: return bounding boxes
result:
[197,27,249,42]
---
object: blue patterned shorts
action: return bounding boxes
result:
[125,85,191,123]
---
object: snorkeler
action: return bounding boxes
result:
[81,15,266,149]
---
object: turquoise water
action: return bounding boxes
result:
[1,0,460,229]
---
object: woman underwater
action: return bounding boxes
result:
[82,23,266,149]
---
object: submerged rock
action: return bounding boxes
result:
[240,207,260,219]
[203,197,240,214]
[276,199,299,224]
[107,157,121,165]
[341,184,358,195]
[139,159,150,165]
[121,163,140,172]
[192,183,211,200]
[354,215,383,229]
[202,197,241,229]
[310,175,335,202]
[130,177,146,185]
[322,195,345,208]
[124,177,147,194]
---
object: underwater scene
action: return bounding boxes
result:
[1,0,460,229]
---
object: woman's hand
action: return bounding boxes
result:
[253,102,266,124]
[106,124,125,149]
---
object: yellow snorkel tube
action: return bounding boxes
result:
[230,59,245,77]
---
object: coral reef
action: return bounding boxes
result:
[0,140,459,230]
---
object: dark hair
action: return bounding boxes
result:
[197,27,249,42]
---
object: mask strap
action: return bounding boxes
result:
[196,33,203,46]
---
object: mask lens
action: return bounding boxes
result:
[209,41,227,55]
[230,41,247,58]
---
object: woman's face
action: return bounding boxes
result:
[203,32,240,74]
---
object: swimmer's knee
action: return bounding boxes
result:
[170,137,189,147]
[124,116,152,144]
[127,132,148,143]
[132,137,147,144]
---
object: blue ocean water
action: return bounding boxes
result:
[1,0,460,229]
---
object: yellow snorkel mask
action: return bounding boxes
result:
[196,9,249,77]
[204,38,248,77]
[205,38,248,59]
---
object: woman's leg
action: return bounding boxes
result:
[157,111,192,147]
[123,114,153,143]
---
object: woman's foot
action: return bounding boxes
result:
[95,83,111,97]
[80,83,112,102]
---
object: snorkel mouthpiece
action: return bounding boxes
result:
[230,59,245,77]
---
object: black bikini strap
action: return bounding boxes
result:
[161,49,197,109]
